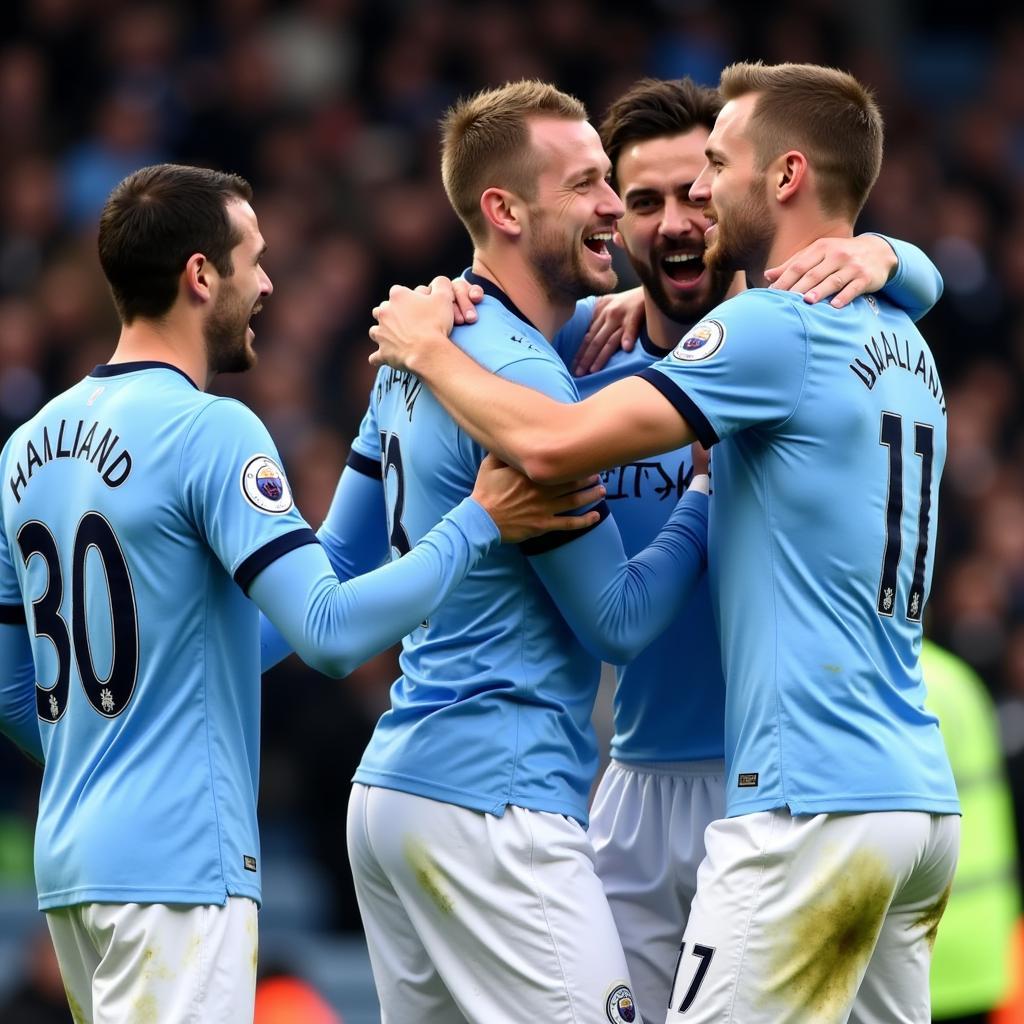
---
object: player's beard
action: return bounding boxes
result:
[526,208,618,306]
[705,175,776,280]
[624,240,733,326]
[205,282,257,375]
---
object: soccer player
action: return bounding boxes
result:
[369,63,960,1024]
[0,163,601,1023]
[538,76,943,1024]
[343,81,715,1024]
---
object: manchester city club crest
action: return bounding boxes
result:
[240,454,294,514]
[672,318,726,361]
[606,984,636,1023]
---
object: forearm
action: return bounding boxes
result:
[871,234,943,321]
[530,489,708,664]
[260,466,388,674]
[408,341,691,482]
[251,497,498,677]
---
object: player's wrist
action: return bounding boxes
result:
[688,473,710,495]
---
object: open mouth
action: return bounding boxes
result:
[583,231,614,258]
[661,251,705,284]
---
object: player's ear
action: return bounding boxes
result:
[183,253,214,303]
[774,151,807,205]
[480,187,523,239]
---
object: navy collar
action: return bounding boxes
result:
[463,270,541,335]
[90,361,199,389]
[638,325,676,359]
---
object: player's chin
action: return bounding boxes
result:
[584,264,618,295]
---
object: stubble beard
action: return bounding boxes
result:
[527,208,618,306]
[704,177,776,281]
[205,285,257,375]
[625,241,733,327]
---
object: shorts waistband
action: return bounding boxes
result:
[611,757,725,778]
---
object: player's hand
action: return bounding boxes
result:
[471,453,605,543]
[370,277,456,372]
[571,287,645,377]
[764,234,898,309]
[450,276,484,325]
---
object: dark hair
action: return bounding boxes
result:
[97,163,253,324]
[719,62,883,219]
[600,77,722,191]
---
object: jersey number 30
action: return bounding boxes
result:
[17,512,138,722]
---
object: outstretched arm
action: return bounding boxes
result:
[370,280,692,482]
[255,456,604,676]
[531,474,709,664]
[765,232,942,317]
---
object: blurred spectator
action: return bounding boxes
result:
[255,968,342,1024]
[0,928,72,1024]
[923,641,1020,1022]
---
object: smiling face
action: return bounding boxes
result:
[615,127,734,325]
[204,199,272,374]
[690,93,777,279]
[523,117,625,304]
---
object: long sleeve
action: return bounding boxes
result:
[0,623,43,764]
[873,234,944,322]
[528,489,709,665]
[260,465,389,672]
[251,496,498,678]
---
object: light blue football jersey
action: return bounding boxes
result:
[640,289,959,816]
[0,362,317,909]
[352,275,709,826]
[554,307,725,764]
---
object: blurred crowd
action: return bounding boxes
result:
[0,0,1021,944]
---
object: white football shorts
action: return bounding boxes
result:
[665,808,960,1024]
[348,783,638,1024]
[46,896,258,1023]
[590,758,725,1024]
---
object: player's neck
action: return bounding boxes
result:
[471,253,574,342]
[759,217,853,288]
[107,317,208,391]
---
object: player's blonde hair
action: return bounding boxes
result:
[441,80,587,245]
[719,62,883,220]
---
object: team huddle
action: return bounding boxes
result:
[0,61,957,1024]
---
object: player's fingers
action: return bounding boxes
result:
[553,482,605,511]
[571,333,603,376]
[622,304,644,349]
[414,284,430,295]
[828,281,863,309]
[804,270,860,304]
[586,330,622,373]
[542,508,602,532]
[768,256,822,293]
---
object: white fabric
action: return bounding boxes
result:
[665,809,960,1024]
[46,897,258,1024]
[348,783,637,1024]
[589,759,725,1024]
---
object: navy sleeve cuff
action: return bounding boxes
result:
[519,500,610,556]
[346,450,381,480]
[636,369,720,449]
[234,528,319,593]
[0,603,25,625]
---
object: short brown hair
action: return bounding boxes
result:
[440,80,587,244]
[600,77,722,192]
[98,163,253,324]
[719,62,883,219]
